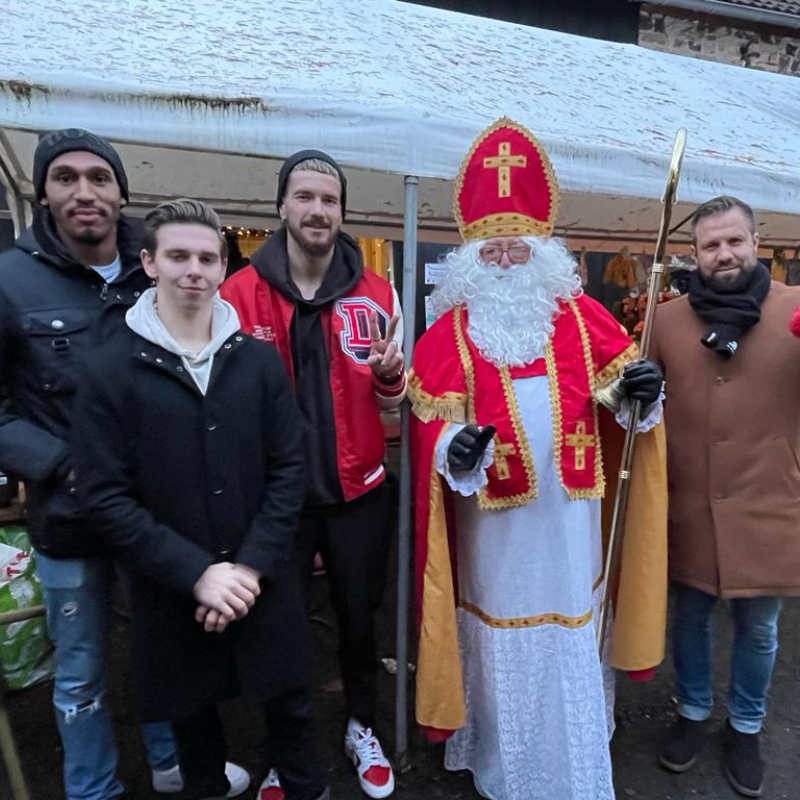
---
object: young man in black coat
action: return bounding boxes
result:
[221,153,402,799]
[0,128,196,799]
[71,199,329,800]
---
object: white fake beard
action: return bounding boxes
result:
[430,236,582,367]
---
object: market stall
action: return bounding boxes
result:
[2,0,800,243]
[2,0,800,780]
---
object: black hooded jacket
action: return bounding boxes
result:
[250,228,364,507]
[0,210,152,555]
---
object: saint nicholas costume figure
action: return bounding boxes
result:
[409,118,669,800]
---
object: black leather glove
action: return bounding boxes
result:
[447,424,496,473]
[619,360,663,406]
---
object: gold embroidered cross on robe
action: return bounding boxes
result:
[492,437,517,481]
[565,421,596,471]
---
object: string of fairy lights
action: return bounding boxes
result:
[223,225,269,258]
[221,225,391,280]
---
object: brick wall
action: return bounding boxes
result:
[639,6,800,76]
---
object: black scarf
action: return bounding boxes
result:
[688,263,771,358]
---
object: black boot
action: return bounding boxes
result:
[658,715,708,772]
[723,720,764,798]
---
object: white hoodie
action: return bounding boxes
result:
[126,287,241,395]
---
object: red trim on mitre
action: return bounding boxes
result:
[453,117,560,241]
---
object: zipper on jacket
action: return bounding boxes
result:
[100,282,109,301]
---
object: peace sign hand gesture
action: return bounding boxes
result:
[367,311,404,382]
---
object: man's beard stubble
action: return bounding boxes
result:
[705,261,758,294]
[73,229,106,245]
[58,204,119,250]
[286,217,336,258]
[55,218,111,249]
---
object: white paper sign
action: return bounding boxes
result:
[425,296,436,329]
[424,262,448,286]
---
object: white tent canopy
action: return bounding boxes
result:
[2,0,800,243]
[2,1,799,774]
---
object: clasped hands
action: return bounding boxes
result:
[367,311,404,382]
[193,562,261,634]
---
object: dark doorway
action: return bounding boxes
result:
[407,0,641,43]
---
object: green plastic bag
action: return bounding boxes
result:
[0,525,53,690]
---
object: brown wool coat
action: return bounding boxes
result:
[651,282,800,598]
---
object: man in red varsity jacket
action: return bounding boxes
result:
[221,150,403,800]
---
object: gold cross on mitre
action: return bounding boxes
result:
[493,437,517,481]
[483,141,527,198]
[565,421,596,471]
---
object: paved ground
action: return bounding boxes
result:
[2,509,799,799]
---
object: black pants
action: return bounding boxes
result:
[171,687,326,800]
[298,482,392,730]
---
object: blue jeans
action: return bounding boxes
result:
[36,552,178,800]
[672,582,783,735]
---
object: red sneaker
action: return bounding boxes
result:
[258,769,285,800]
[344,726,395,799]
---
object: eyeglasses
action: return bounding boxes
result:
[479,244,531,264]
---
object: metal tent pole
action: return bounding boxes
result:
[394,175,419,770]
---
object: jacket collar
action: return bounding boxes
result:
[19,209,144,283]
[131,331,248,396]
[250,227,364,307]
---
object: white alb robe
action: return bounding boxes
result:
[436,376,616,800]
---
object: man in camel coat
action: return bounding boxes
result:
[651,195,800,799]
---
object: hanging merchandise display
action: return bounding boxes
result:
[618,254,686,341]
[771,248,787,283]
[634,250,649,288]
[666,254,696,295]
[578,246,588,287]
[603,246,638,289]
[224,226,269,259]
[786,247,800,286]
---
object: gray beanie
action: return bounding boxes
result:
[33,128,129,203]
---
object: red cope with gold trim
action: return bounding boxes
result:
[410,115,668,739]
[453,117,560,241]
[410,294,637,504]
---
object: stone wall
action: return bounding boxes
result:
[639,5,800,76]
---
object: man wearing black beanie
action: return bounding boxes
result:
[222,151,402,799]
[0,129,246,799]
[32,128,131,205]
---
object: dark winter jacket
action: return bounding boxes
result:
[71,326,311,719]
[0,212,151,555]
